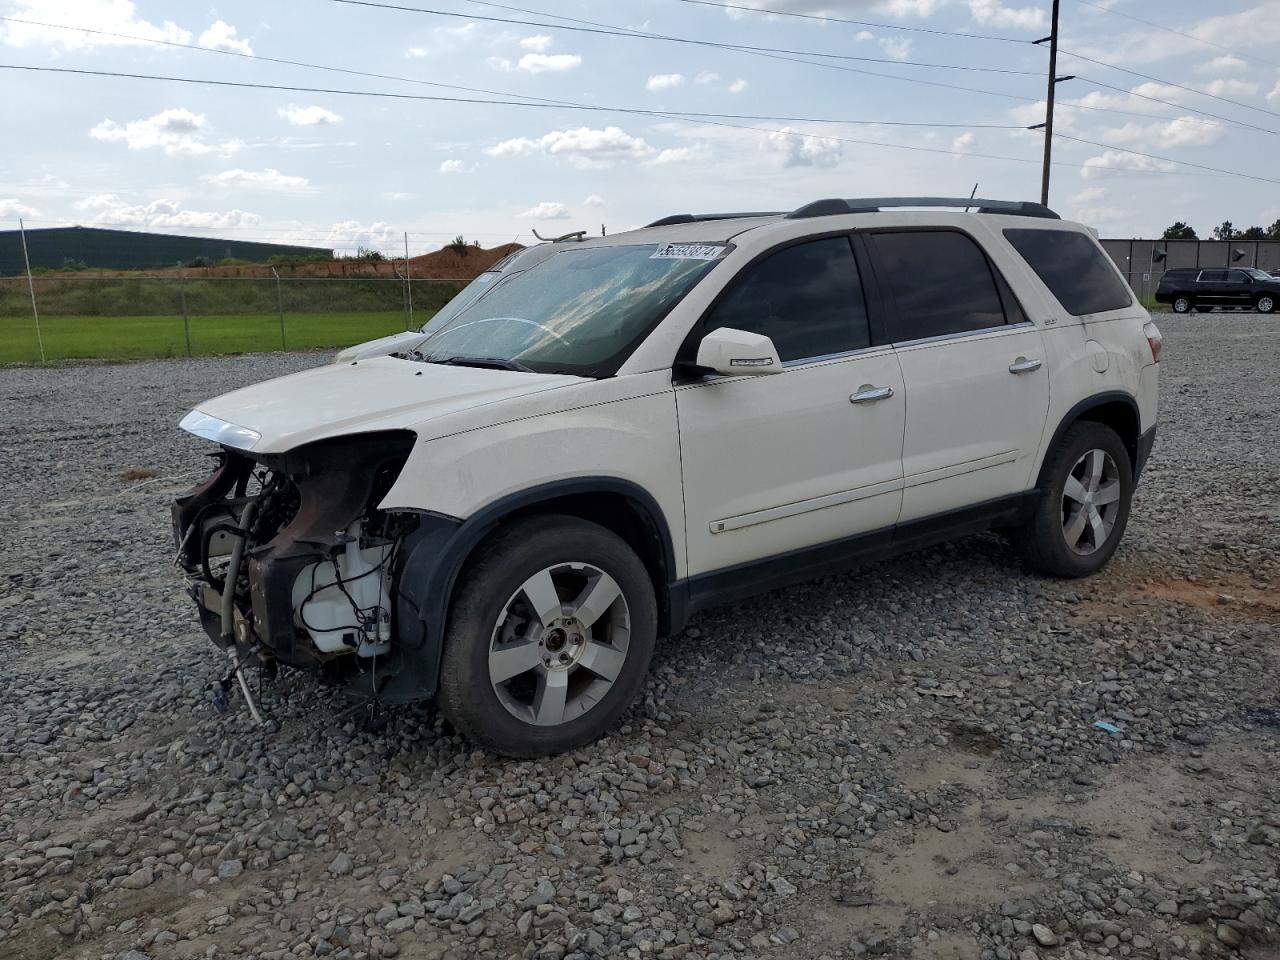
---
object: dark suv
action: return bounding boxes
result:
[1155,267,1279,314]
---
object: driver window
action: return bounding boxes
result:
[704,237,870,363]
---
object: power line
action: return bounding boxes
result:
[3,63,1267,184]
[336,0,1263,132]
[1061,47,1280,121]
[1069,77,1280,137]
[1052,133,1280,185]
[668,0,1032,44]
[0,63,1025,130]
[1069,0,1280,71]
[329,0,1040,75]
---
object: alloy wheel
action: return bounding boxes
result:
[1173,297,1190,313]
[1061,449,1121,556]
[1259,296,1275,314]
[488,562,631,726]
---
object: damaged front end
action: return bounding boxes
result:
[172,428,429,711]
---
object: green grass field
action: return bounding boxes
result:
[0,311,423,364]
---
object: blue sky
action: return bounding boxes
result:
[1,0,1278,255]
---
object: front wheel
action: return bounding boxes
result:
[437,514,657,757]
[1257,295,1276,314]
[1172,296,1192,313]
[1017,422,1134,578]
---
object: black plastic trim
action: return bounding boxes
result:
[1135,424,1157,481]
[683,492,1034,616]
[645,212,784,227]
[1035,391,1141,488]
[392,477,682,700]
[787,197,1059,220]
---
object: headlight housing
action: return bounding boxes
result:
[179,410,262,451]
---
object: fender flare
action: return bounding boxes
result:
[385,477,679,703]
[1034,390,1140,489]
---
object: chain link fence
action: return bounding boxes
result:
[0,275,470,363]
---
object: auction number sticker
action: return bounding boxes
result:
[650,243,725,261]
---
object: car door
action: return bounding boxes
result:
[1197,270,1228,304]
[676,235,906,578]
[1227,270,1254,306]
[865,229,1049,524]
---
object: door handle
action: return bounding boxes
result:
[850,385,894,404]
[1008,357,1043,374]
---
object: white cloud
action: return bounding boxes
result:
[488,56,513,71]
[0,0,189,49]
[879,37,912,60]
[518,52,581,74]
[1073,187,1108,205]
[694,71,720,85]
[951,131,976,154]
[766,127,841,168]
[1205,77,1260,98]
[197,20,251,55]
[487,126,655,168]
[1195,54,1247,74]
[967,0,1047,30]
[89,108,241,156]
[406,46,428,58]
[279,104,343,126]
[1101,115,1224,150]
[583,194,605,207]
[877,0,944,15]
[1072,6,1280,67]
[0,198,39,218]
[1082,151,1177,178]
[519,34,552,51]
[518,201,570,220]
[728,78,749,94]
[203,168,308,189]
[650,144,712,165]
[646,73,686,92]
[73,193,260,229]
[327,220,396,251]
[439,159,473,174]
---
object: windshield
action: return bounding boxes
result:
[415,243,724,376]
[418,271,503,333]
[1245,268,1274,281]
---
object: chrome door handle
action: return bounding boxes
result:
[1008,357,1043,374]
[850,385,894,404]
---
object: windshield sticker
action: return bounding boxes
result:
[650,243,725,261]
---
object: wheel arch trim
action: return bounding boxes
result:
[390,477,681,701]
[1035,390,1141,489]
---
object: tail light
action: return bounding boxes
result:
[1143,321,1163,363]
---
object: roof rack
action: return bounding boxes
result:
[786,197,1059,220]
[644,212,785,228]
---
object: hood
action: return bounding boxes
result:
[182,356,585,454]
[333,330,428,363]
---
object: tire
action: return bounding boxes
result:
[1194,305,1214,313]
[1171,296,1192,313]
[1257,295,1276,314]
[437,514,657,757]
[1018,422,1134,578]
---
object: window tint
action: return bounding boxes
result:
[871,230,1007,340]
[705,236,869,362]
[1229,270,1251,282]
[1004,228,1133,316]
[1200,270,1227,282]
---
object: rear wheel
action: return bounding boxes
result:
[1172,296,1192,313]
[1018,422,1133,578]
[438,514,657,757]
[1257,295,1276,314]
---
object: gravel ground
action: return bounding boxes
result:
[1,314,1277,960]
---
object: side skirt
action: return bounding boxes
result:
[678,491,1036,621]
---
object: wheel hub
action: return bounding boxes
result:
[539,617,586,671]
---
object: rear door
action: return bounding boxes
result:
[1197,270,1229,304]
[865,228,1049,524]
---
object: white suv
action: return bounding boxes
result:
[173,197,1162,756]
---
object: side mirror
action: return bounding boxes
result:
[695,327,782,377]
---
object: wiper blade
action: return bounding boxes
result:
[421,354,532,373]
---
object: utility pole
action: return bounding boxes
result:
[1030,0,1074,207]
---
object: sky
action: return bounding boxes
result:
[1,0,1278,256]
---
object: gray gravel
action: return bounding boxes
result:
[1,315,1277,960]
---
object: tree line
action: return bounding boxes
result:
[1162,220,1280,241]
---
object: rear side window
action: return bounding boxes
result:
[1199,270,1227,282]
[705,236,870,362]
[1004,228,1133,316]
[870,230,1008,341]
